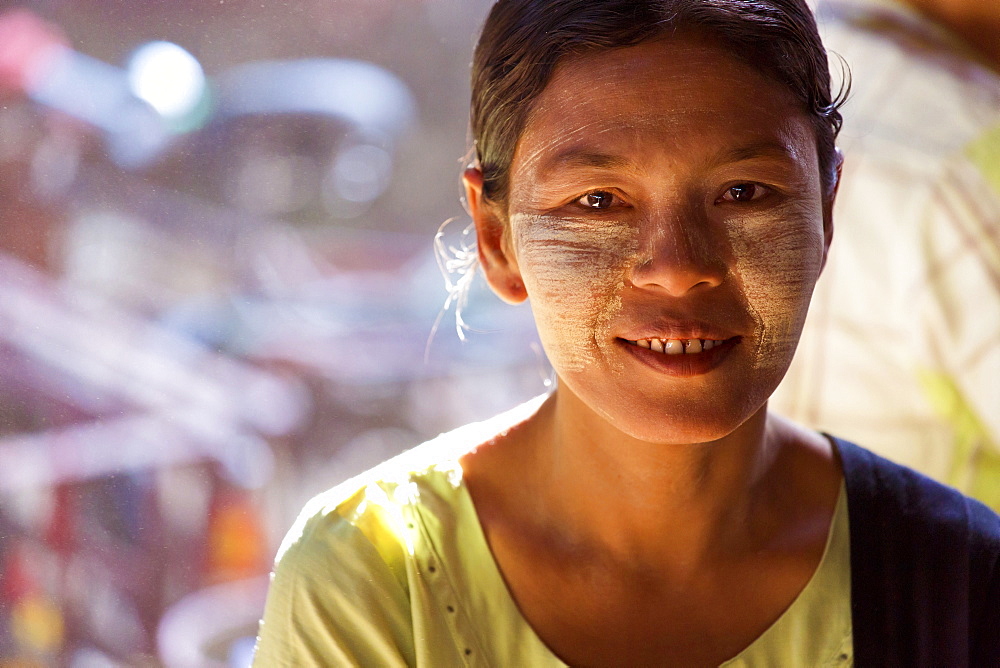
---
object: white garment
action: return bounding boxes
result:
[773,0,1000,506]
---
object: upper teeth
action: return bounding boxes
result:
[634,338,720,354]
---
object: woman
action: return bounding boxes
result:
[254,1,1000,665]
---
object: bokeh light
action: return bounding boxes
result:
[127,41,206,123]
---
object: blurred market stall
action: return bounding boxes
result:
[0,2,546,665]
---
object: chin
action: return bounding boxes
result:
[560,371,775,446]
[611,403,762,445]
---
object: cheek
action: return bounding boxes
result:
[511,213,639,372]
[726,202,826,369]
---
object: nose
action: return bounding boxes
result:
[628,209,725,296]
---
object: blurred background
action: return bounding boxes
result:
[0,1,549,665]
[8,0,995,664]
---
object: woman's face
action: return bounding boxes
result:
[479,34,833,444]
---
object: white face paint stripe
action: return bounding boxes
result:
[724,199,826,374]
[511,213,639,373]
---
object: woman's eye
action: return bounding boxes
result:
[577,190,617,209]
[720,183,767,203]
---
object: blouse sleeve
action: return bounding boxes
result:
[252,503,416,667]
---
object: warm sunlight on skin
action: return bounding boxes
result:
[459,34,840,666]
[248,3,1000,665]
[482,35,831,446]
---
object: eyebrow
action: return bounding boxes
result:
[543,148,634,172]
[715,140,797,164]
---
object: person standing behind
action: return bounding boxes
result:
[772,0,1000,507]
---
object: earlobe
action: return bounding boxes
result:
[462,167,528,304]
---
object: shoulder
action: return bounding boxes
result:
[837,437,1000,544]
[274,393,550,570]
[277,397,544,563]
[835,437,1000,663]
[252,448,441,666]
[254,396,548,664]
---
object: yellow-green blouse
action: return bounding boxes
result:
[254,400,853,667]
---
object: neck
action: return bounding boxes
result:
[522,387,788,569]
[902,0,1000,71]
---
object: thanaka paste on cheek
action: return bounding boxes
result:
[725,196,825,385]
[510,212,640,374]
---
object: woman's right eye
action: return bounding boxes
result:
[576,190,617,210]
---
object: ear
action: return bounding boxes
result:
[462,167,528,304]
[820,149,843,272]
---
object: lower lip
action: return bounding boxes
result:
[618,337,740,377]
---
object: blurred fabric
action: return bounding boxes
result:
[773,0,1000,508]
[0,2,549,665]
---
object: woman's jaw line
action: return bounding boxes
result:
[542,379,773,459]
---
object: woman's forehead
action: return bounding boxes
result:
[511,36,814,177]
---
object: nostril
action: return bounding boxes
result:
[629,256,725,295]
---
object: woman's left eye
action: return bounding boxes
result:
[576,190,618,209]
[719,183,768,203]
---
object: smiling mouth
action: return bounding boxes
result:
[625,337,737,354]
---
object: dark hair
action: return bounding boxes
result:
[470,0,846,208]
